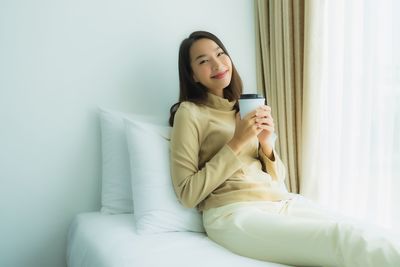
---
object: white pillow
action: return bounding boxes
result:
[124,118,205,234]
[99,108,166,214]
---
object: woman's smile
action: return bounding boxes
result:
[211,70,228,79]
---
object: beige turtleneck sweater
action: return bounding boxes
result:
[170,93,291,211]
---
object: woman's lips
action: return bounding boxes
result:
[211,70,228,79]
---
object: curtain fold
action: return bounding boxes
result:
[299,0,326,200]
[255,0,304,193]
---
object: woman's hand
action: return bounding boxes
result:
[227,109,263,154]
[255,105,275,159]
[255,105,274,144]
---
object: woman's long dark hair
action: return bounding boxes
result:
[169,31,243,126]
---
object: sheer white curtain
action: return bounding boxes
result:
[301,0,399,230]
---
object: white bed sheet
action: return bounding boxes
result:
[67,212,292,267]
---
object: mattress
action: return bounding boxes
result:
[67,212,292,267]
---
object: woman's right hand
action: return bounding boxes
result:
[227,110,261,154]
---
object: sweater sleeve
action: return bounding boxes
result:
[258,147,286,182]
[170,104,244,208]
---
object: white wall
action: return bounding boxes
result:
[0,0,256,266]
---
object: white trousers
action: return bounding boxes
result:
[203,195,400,267]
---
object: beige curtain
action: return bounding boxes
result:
[254,0,305,193]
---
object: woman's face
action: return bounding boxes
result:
[189,38,232,97]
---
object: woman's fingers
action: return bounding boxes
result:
[242,105,272,120]
[243,109,258,120]
[262,105,271,111]
[257,124,274,132]
[255,107,272,118]
[257,105,271,112]
[255,117,274,126]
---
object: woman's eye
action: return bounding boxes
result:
[217,51,225,57]
[199,60,208,65]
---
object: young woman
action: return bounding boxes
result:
[169,30,400,267]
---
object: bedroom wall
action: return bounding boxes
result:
[0,0,256,266]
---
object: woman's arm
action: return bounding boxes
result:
[258,147,286,182]
[254,105,285,182]
[170,104,244,208]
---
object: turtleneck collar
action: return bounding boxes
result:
[205,92,236,111]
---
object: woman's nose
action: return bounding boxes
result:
[212,59,223,71]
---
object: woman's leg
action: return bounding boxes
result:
[283,196,400,266]
[203,200,400,267]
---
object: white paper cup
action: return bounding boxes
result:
[238,94,265,118]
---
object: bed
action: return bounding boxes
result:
[67,212,291,267]
[66,108,293,267]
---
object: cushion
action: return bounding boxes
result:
[124,118,205,234]
[99,108,165,214]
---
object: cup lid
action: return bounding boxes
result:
[240,94,264,99]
